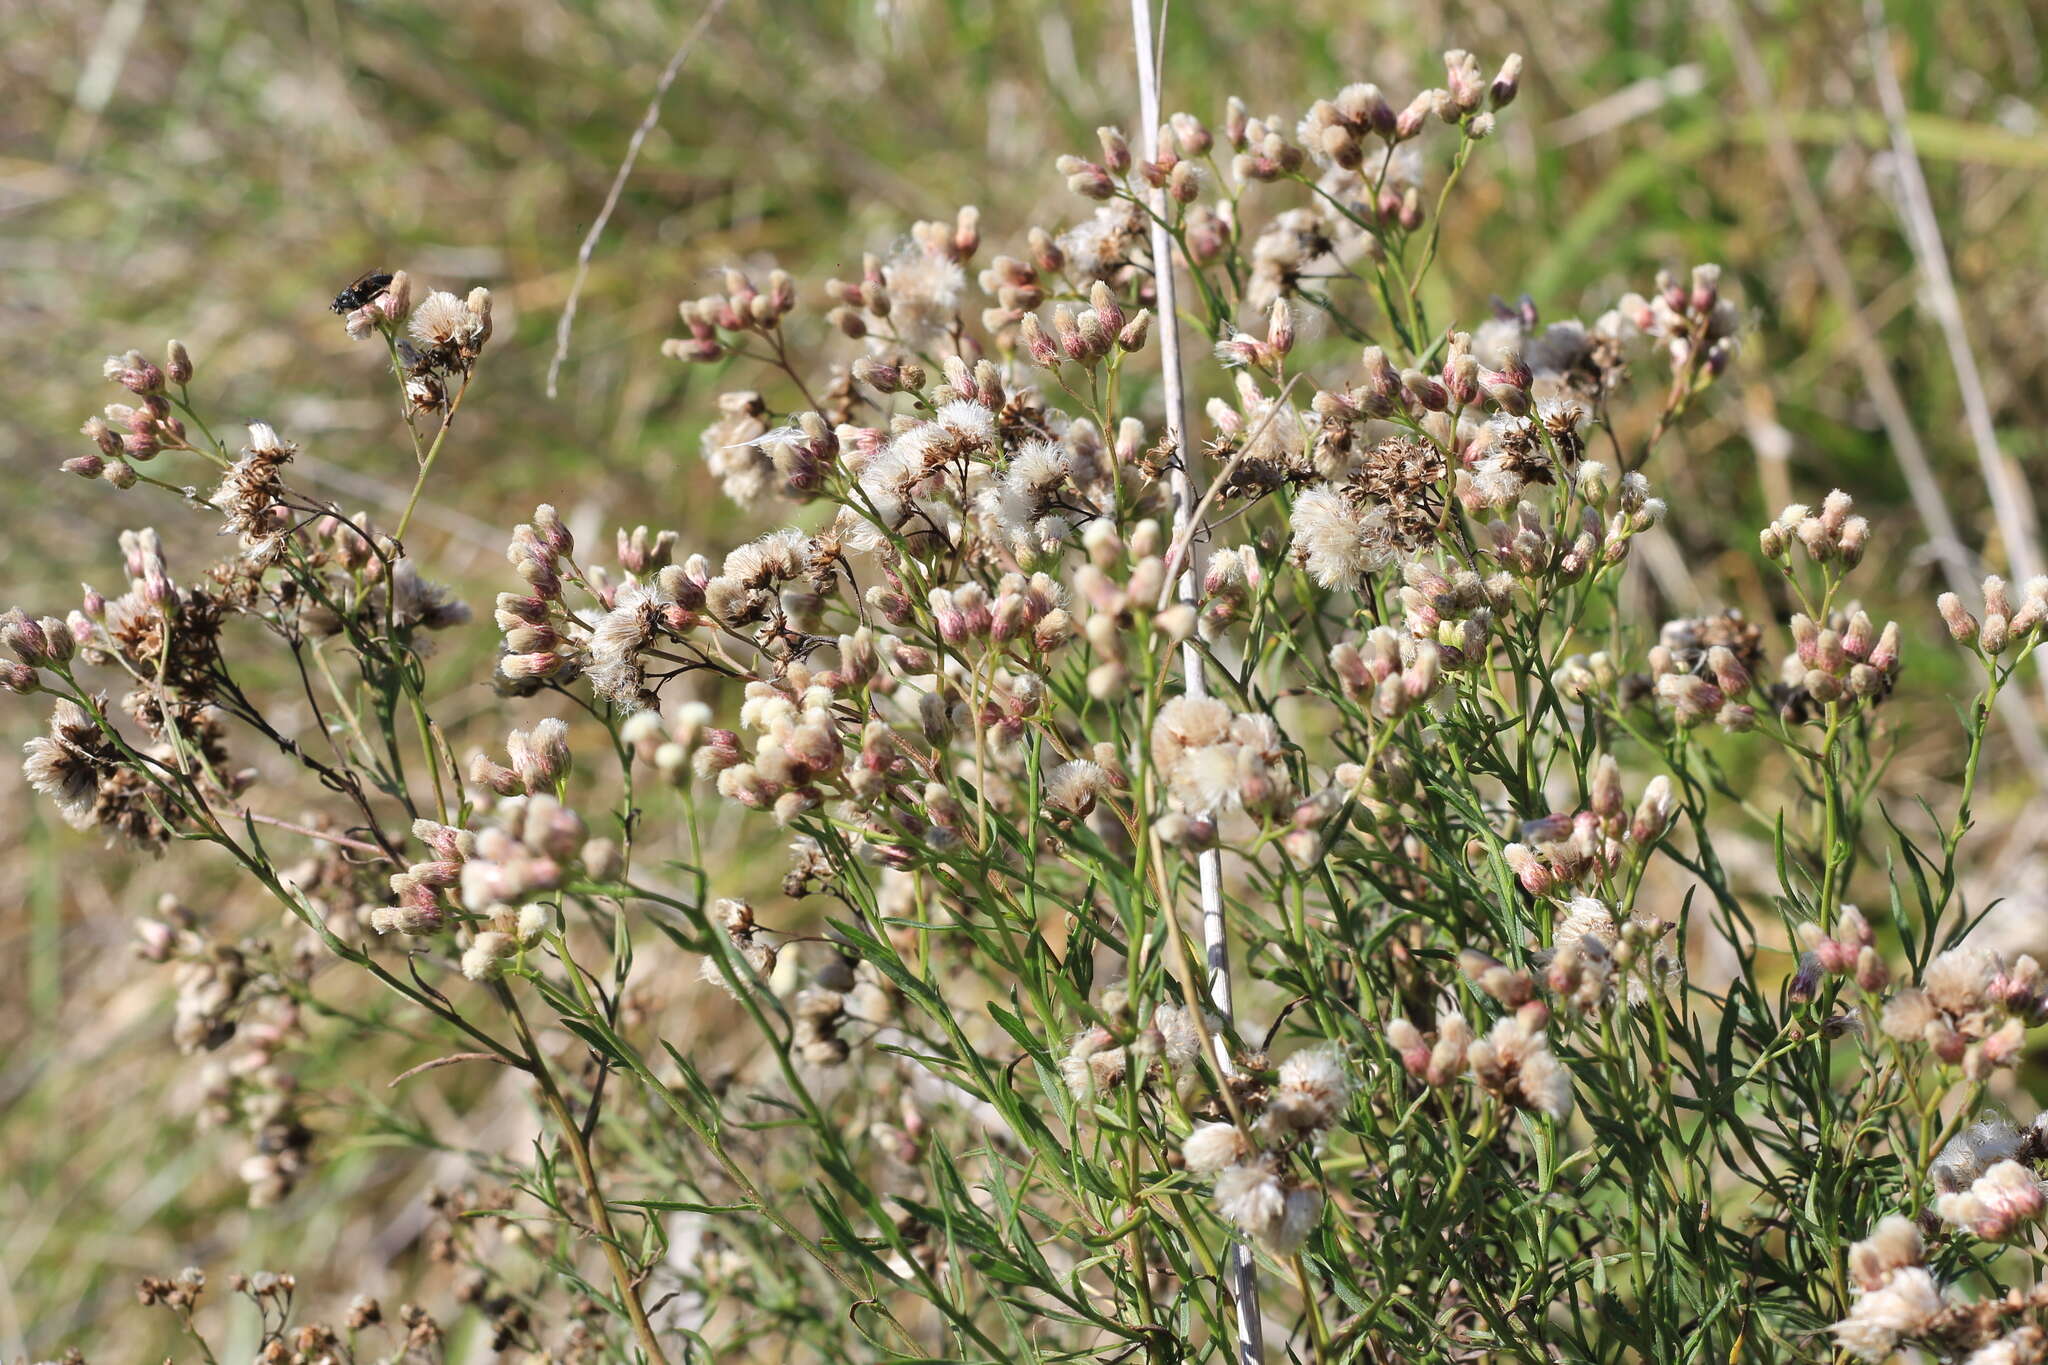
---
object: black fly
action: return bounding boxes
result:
[329,270,394,314]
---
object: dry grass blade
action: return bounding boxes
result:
[1864,0,2048,719]
[1713,0,2048,783]
[387,1052,515,1087]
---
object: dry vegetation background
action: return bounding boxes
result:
[1,0,2045,1358]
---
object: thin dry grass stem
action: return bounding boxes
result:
[546,0,731,400]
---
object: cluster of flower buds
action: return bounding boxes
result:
[976,252,1048,335]
[616,523,679,575]
[908,205,980,265]
[493,589,572,686]
[1919,1118,2048,1242]
[1061,1023,1129,1097]
[1118,118,1204,208]
[1539,930,1613,1015]
[1275,785,1348,862]
[698,678,847,825]
[1055,126,1136,200]
[1936,1160,2046,1242]
[1425,331,1536,426]
[1759,490,1870,571]
[1647,622,1759,733]
[1385,1009,1473,1087]
[745,411,841,500]
[102,346,170,396]
[1,608,72,693]
[849,354,928,397]
[1180,1045,1348,1254]
[1790,906,1888,999]
[1149,694,1295,834]
[1774,607,1902,714]
[1298,84,1399,170]
[1197,547,1262,637]
[1459,948,1536,1008]
[1389,1001,1572,1121]
[1831,1217,1945,1360]
[1071,545,1189,696]
[454,815,617,983]
[1478,465,1663,584]
[1939,574,2048,658]
[831,218,978,349]
[1613,263,1740,377]
[1496,770,1673,898]
[1019,281,1150,369]
[370,819,476,937]
[617,700,715,785]
[1550,649,1620,702]
[467,716,571,798]
[460,928,520,983]
[457,794,592,915]
[1327,627,1447,720]
[137,1266,212,1313]
[1880,947,2048,1079]
[664,268,798,363]
[1629,613,1755,731]
[1546,895,1680,1010]
[919,355,1001,420]
[1466,1003,1573,1119]
[1222,100,1309,183]
[1295,51,1517,179]
[1329,751,1418,827]
[957,665,1054,757]
[503,503,574,602]
[497,509,714,697]
[292,508,379,582]
[1395,560,1501,665]
[69,349,200,486]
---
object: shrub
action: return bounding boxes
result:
[12,36,2048,1365]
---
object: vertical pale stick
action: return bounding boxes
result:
[1127,1,1265,1360]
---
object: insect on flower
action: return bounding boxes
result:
[329,269,395,314]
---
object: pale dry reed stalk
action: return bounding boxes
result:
[1128,9,1265,1359]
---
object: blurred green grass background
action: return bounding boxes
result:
[2,0,2045,1356]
